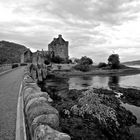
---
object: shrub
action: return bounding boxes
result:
[20,63,27,66]
[67,59,72,64]
[74,58,80,64]
[51,56,64,64]
[98,62,107,68]
[57,65,62,70]
[74,64,90,72]
[80,56,93,65]
[44,60,50,65]
[12,63,19,69]
[73,56,93,72]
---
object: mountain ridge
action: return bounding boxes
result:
[0,40,28,64]
[122,60,140,65]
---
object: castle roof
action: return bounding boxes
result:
[23,49,32,55]
[49,35,68,46]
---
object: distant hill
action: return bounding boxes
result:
[0,41,28,64]
[122,60,140,65]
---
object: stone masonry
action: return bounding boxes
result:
[48,35,69,61]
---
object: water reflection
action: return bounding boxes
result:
[79,76,93,88]
[108,76,119,89]
[43,77,69,99]
[69,74,140,90]
[69,76,109,89]
[69,75,120,90]
[80,76,92,81]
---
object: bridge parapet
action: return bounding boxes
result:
[16,64,71,140]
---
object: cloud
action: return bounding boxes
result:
[0,0,140,62]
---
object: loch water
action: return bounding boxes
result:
[68,74,140,139]
[43,65,140,139]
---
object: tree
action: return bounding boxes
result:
[80,56,93,65]
[73,56,93,72]
[108,54,120,69]
[44,60,50,65]
[51,55,64,64]
[98,62,107,68]
[74,64,90,72]
[74,58,80,63]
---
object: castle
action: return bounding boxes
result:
[48,35,69,61]
[21,34,69,63]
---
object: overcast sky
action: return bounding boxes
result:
[0,0,140,63]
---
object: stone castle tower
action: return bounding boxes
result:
[48,35,69,61]
[20,49,32,63]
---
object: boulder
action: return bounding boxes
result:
[25,97,47,113]
[26,102,59,124]
[37,68,43,82]
[31,114,59,136]
[23,75,34,83]
[33,125,71,140]
[23,86,41,99]
[31,69,37,80]
[24,92,52,106]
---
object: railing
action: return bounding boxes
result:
[0,64,12,67]
[0,64,12,73]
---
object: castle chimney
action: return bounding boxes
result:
[58,34,62,38]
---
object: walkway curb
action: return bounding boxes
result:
[16,82,27,140]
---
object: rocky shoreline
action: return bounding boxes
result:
[40,82,138,140]
[26,64,140,140]
[113,87,140,107]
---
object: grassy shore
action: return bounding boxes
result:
[52,66,140,77]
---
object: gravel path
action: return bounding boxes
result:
[0,67,25,140]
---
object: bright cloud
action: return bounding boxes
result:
[0,0,140,62]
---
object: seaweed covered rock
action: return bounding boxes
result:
[70,89,137,140]
[114,87,140,106]
[115,87,140,99]
[71,90,119,127]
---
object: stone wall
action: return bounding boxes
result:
[16,64,71,140]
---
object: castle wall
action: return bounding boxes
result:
[24,51,32,63]
[48,35,69,62]
[21,54,24,63]
[20,50,32,63]
[48,42,68,60]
